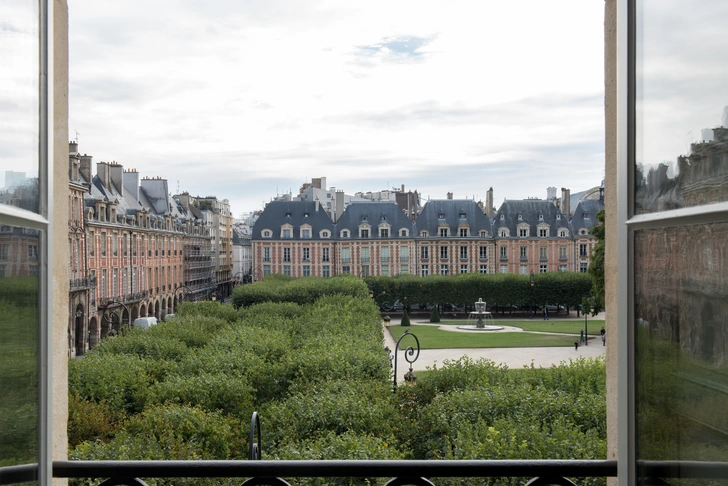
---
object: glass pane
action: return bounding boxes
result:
[0,225,40,477]
[634,223,728,481]
[0,1,40,214]
[634,1,728,214]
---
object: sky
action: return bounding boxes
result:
[63,0,607,216]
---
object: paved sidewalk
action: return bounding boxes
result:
[383,320,606,383]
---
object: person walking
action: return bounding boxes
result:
[600,327,606,346]
[543,307,549,320]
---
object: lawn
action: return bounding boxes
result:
[428,319,605,336]
[387,324,585,349]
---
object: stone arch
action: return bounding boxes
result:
[139,303,147,317]
[155,300,161,321]
[121,307,130,331]
[161,297,167,319]
[167,296,173,314]
[131,305,139,322]
[100,312,110,339]
[88,316,99,348]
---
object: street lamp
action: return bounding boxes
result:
[529,271,535,320]
[393,329,420,393]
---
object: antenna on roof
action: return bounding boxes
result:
[74,129,80,143]
[177,180,180,194]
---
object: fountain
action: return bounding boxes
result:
[457,298,504,331]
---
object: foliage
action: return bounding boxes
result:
[587,209,605,315]
[231,275,369,308]
[400,308,411,326]
[68,394,120,447]
[430,305,441,323]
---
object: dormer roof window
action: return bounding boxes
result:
[539,214,544,221]
[438,213,445,219]
[518,214,523,221]
[459,212,466,219]
[500,214,505,221]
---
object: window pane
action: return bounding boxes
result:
[634,223,728,474]
[0,2,40,214]
[635,1,728,214]
[0,225,40,473]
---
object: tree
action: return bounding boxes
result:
[587,209,605,315]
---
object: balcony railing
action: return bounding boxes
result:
[69,276,96,291]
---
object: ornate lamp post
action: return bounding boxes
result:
[175,285,192,304]
[393,329,420,392]
[529,271,535,319]
[101,300,130,334]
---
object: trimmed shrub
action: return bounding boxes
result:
[401,308,411,326]
[430,305,441,323]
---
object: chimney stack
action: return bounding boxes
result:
[96,162,110,189]
[79,154,92,183]
[485,187,494,219]
[561,188,571,216]
[110,163,124,195]
[335,190,345,222]
[447,192,453,200]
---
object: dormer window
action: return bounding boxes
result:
[286,212,291,218]
[556,214,561,220]
[420,230,429,237]
[539,214,544,221]
[439,228,449,237]
[499,228,509,237]
[359,228,370,238]
[459,212,466,219]
[479,230,488,237]
[362,215,368,222]
[559,229,568,237]
[340,229,350,238]
[304,212,309,218]
[500,214,505,221]
[381,215,386,222]
[399,228,409,237]
[518,214,523,221]
[438,213,445,219]
[380,228,389,238]
[320,230,330,238]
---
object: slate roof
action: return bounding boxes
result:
[335,201,414,239]
[252,200,335,239]
[570,200,604,233]
[492,199,570,237]
[415,199,492,238]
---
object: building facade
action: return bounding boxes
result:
[251,196,603,279]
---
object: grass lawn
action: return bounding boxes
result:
[429,319,605,336]
[387,325,584,349]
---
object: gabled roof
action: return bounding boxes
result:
[415,199,492,237]
[252,200,335,239]
[570,200,604,233]
[493,199,570,236]
[335,202,414,239]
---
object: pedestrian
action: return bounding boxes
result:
[600,327,606,346]
[574,341,579,351]
[543,307,549,320]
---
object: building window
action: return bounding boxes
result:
[101,233,107,256]
[459,246,467,260]
[440,264,449,275]
[519,228,528,237]
[399,228,409,237]
[342,266,350,274]
[381,246,390,263]
[380,228,389,238]
[479,246,488,260]
[400,264,409,274]
[539,228,548,237]
[89,231,94,256]
[580,243,588,256]
[360,228,369,238]
[341,230,350,238]
[282,228,291,238]
[421,246,429,260]
[540,264,547,273]
[500,246,508,259]
[262,265,271,276]
[559,246,567,260]
[440,246,448,259]
[519,246,527,260]
[322,265,330,278]
[479,230,488,237]
[420,230,429,237]
[559,264,567,272]
[421,265,429,277]
[459,228,468,237]
[320,230,330,238]
[439,228,448,237]
[28,244,38,260]
[263,247,271,262]
[302,265,310,277]
[113,268,118,297]
[283,265,291,276]
[381,264,389,276]
[101,269,107,298]
[479,264,488,274]
[262,230,272,238]
[341,247,350,263]
[579,262,588,273]
[322,247,330,262]
[559,228,568,237]
[519,263,528,275]
[360,265,369,277]
[459,264,468,274]
[302,247,310,262]
[283,248,291,262]
[539,246,548,261]
[499,228,509,237]
[400,246,409,263]
[361,247,370,263]
[112,234,118,256]
[301,228,311,239]
[499,264,508,274]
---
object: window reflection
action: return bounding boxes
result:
[0,225,39,470]
[0,1,40,214]
[634,223,728,470]
[635,0,728,214]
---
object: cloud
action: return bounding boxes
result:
[353,35,437,65]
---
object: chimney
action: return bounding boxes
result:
[96,162,110,189]
[447,192,453,200]
[69,141,78,154]
[123,169,140,201]
[561,188,571,216]
[315,198,320,212]
[486,187,494,219]
[79,154,92,183]
[335,190,345,223]
[547,187,557,201]
[109,163,124,195]
[401,184,405,192]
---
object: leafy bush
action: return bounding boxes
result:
[430,305,441,323]
[232,275,369,308]
[68,394,120,446]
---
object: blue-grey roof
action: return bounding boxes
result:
[252,200,335,239]
[415,199,492,237]
[570,200,604,233]
[335,201,415,239]
[493,199,570,237]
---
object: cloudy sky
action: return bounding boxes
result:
[65,0,607,216]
